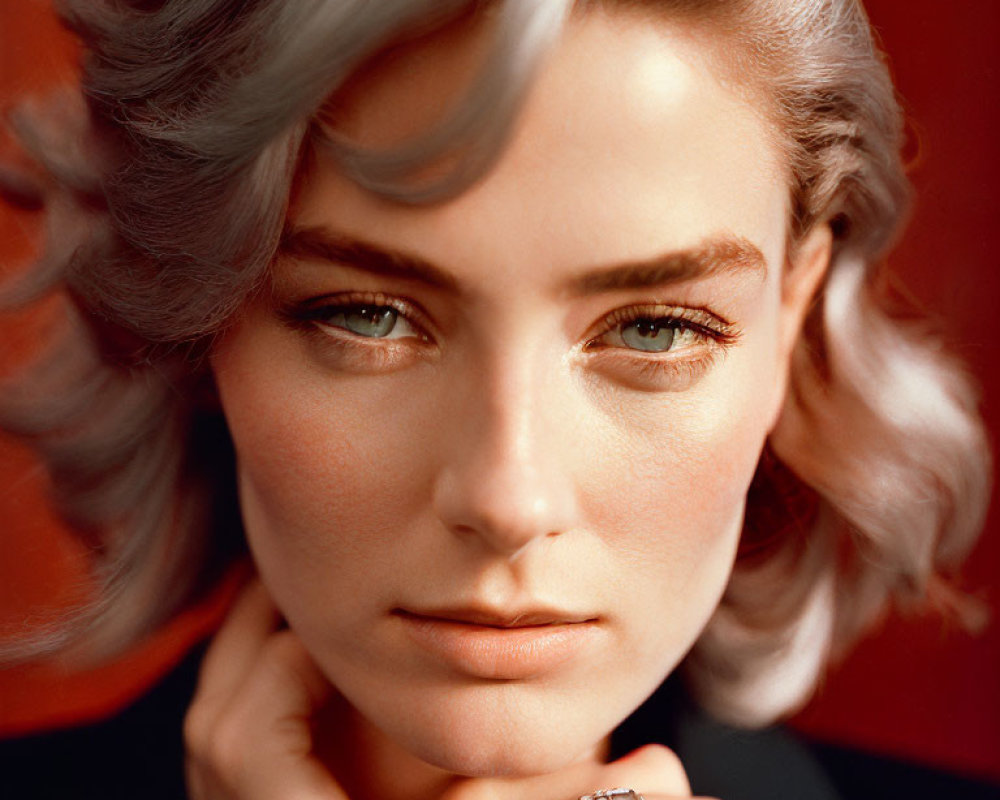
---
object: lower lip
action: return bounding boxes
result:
[396,612,601,680]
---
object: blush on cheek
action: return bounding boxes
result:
[216,331,403,533]
[598,357,775,585]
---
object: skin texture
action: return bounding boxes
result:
[207,8,831,800]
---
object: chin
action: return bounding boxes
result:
[412,730,593,778]
[376,683,616,778]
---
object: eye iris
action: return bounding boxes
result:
[621,318,676,352]
[344,305,397,337]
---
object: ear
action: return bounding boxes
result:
[768,223,832,431]
[778,223,832,362]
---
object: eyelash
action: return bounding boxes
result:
[582,303,740,378]
[280,291,433,338]
[279,293,740,382]
[592,304,737,346]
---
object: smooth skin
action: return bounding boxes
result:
[185,581,701,800]
[195,7,831,800]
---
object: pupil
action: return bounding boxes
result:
[345,305,396,337]
[622,318,676,352]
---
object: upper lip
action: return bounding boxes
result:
[395,606,596,628]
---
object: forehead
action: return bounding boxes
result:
[297,7,789,280]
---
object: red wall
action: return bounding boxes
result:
[788,1,1000,780]
[1,0,997,783]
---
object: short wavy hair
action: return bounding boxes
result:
[1,0,990,726]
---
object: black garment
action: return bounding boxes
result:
[1,645,200,800]
[2,644,998,799]
[610,676,1000,800]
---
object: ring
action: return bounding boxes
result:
[579,789,645,800]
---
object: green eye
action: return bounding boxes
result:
[620,318,678,352]
[286,295,427,344]
[336,305,399,338]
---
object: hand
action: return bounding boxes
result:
[183,579,347,800]
[441,744,718,800]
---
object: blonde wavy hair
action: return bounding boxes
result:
[0,0,990,727]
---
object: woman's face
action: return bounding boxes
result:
[212,8,827,778]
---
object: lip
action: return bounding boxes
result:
[394,606,601,680]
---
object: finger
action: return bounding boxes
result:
[185,578,283,775]
[642,796,718,800]
[597,745,691,797]
[538,746,690,799]
[444,744,691,800]
[223,630,334,736]
[547,744,690,800]
[207,630,343,800]
[194,578,281,707]
[643,797,719,800]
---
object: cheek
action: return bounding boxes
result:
[586,332,782,551]
[211,319,442,631]
[583,319,784,658]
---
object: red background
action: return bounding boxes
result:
[1,0,998,783]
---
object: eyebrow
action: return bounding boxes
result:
[566,236,766,295]
[281,226,460,293]
[279,225,766,296]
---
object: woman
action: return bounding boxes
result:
[0,1,990,798]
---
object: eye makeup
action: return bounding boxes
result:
[275,289,742,389]
[586,303,738,352]
[581,302,741,391]
[275,290,437,372]
[281,291,434,340]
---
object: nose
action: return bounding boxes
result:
[431,350,580,559]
